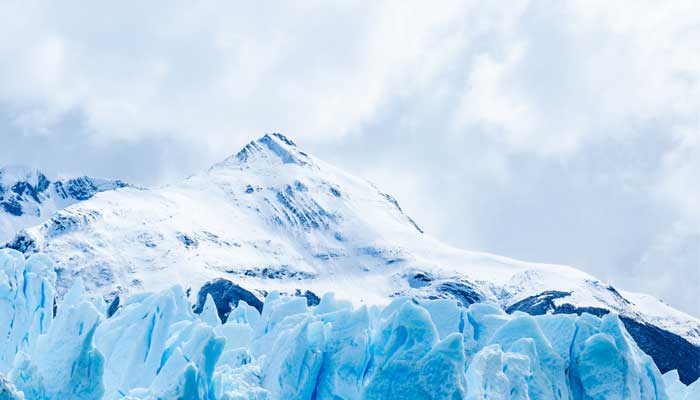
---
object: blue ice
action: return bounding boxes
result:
[0,249,695,399]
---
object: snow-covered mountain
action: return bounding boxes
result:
[0,166,129,243]
[3,133,699,384]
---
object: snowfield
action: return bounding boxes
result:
[1,133,699,387]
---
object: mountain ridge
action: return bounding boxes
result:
[0,166,129,242]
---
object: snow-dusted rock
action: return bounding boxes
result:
[0,166,128,244]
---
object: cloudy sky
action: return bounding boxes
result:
[1,1,698,316]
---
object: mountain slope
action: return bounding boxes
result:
[4,133,699,383]
[0,166,128,243]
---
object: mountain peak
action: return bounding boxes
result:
[0,166,129,241]
[0,166,48,187]
[266,132,297,147]
[232,133,310,167]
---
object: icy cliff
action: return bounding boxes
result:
[1,249,696,399]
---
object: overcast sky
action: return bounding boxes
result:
[0,1,698,316]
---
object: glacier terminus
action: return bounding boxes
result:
[0,249,698,399]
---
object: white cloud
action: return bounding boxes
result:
[0,1,472,146]
[654,127,700,262]
[454,1,700,157]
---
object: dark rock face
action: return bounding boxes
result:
[236,267,316,280]
[194,278,264,322]
[435,281,484,307]
[329,187,341,198]
[12,181,41,202]
[236,133,307,166]
[44,210,100,238]
[0,173,50,212]
[295,289,320,306]
[3,231,37,253]
[270,132,296,147]
[1,172,127,223]
[508,291,700,385]
[619,316,699,385]
[408,272,433,289]
[65,177,100,200]
[36,173,51,193]
[506,290,610,318]
[1,198,22,216]
[176,233,198,248]
[53,176,127,201]
[107,296,121,318]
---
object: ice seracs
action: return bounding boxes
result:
[0,249,696,399]
[0,251,55,371]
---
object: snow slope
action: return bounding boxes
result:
[0,166,129,243]
[3,133,699,384]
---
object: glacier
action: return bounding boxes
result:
[1,249,697,399]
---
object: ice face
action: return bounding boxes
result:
[0,250,56,373]
[0,249,696,399]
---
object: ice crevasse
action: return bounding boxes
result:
[0,249,697,399]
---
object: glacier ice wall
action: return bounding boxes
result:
[0,249,696,400]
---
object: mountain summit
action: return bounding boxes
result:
[233,133,310,166]
[2,133,699,383]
